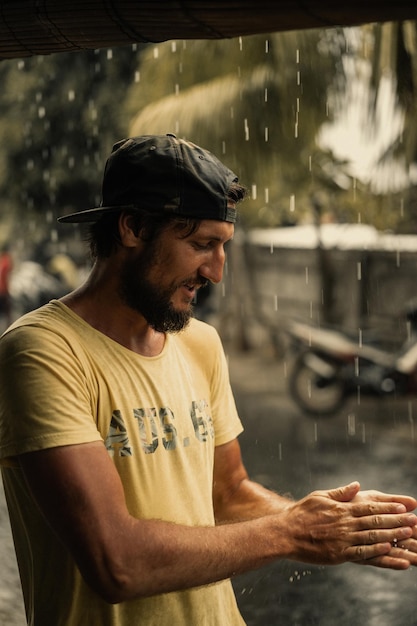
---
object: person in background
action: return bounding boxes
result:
[1,134,417,626]
[0,242,13,328]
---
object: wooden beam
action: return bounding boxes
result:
[0,1,416,59]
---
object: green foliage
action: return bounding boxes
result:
[0,46,142,224]
[125,30,348,227]
[1,25,414,237]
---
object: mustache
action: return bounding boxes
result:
[181,276,209,289]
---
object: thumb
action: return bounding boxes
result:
[328,481,361,502]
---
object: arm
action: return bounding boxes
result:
[19,439,417,604]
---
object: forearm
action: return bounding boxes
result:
[214,477,293,523]
[82,514,284,603]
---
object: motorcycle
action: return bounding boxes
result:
[284,301,417,417]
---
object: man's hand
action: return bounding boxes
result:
[352,487,417,569]
[279,482,417,569]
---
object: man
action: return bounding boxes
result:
[0,134,417,626]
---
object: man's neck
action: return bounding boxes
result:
[60,271,165,357]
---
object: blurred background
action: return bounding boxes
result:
[0,23,417,337]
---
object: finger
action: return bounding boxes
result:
[388,539,417,565]
[356,554,412,570]
[326,482,361,503]
[356,537,417,568]
[389,548,417,566]
[352,501,417,518]
[385,495,416,510]
[345,542,392,563]
[358,492,417,511]
[366,513,417,529]
[392,536,417,551]
[356,524,413,544]
[345,541,415,568]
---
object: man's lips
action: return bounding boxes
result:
[183,279,208,292]
[178,280,208,300]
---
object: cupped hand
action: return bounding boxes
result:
[282,482,417,568]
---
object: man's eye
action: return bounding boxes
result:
[193,242,210,250]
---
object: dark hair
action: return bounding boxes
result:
[87,182,246,260]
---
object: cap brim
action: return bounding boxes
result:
[57,205,134,223]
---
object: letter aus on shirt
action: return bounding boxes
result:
[105,400,214,457]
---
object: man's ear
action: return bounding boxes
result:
[118,212,141,248]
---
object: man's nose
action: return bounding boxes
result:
[199,250,225,284]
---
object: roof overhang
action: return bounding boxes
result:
[0,1,416,60]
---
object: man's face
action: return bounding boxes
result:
[119,219,234,333]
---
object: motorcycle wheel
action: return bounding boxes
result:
[289,352,347,417]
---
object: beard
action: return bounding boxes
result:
[118,244,195,333]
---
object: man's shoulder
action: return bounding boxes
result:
[182,317,220,341]
[173,317,223,358]
[1,300,80,347]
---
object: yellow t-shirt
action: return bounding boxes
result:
[0,300,245,626]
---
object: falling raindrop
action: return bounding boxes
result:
[408,403,414,440]
[244,119,249,141]
[347,413,356,436]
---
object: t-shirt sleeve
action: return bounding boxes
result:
[205,327,244,447]
[0,325,102,462]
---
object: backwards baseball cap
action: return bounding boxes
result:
[58,134,239,224]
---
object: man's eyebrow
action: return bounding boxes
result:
[195,234,234,243]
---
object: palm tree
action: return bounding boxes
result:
[124,30,348,227]
[353,21,417,230]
